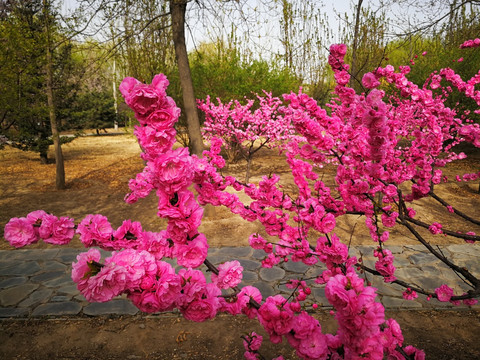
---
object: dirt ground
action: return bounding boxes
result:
[0,310,479,360]
[1,131,480,359]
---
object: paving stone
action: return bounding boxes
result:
[32,301,82,316]
[0,261,41,276]
[18,289,53,308]
[0,259,19,270]
[31,271,67,283]
[217,247,253,257]
[206,254,230,265]
[51,295,72,302]
[252,249,267,260]
[0,307,29,318]
[250,281,275,298]
[393,256,411,267]
[408,252,439,266]
[43,261,68,272]
[0,277,27,289]
[259,267,285,282]
[387,246,404,254]
[242,270,258,282]
[282,261,309,273]
[238,259,261,271]
[446,244,480,257]
[0,251,16,261]
[381,296,422,308]
[0,284,39,306]
[43,274,74,288]
[372,280,404,297]
[83,299,138,316]
[57,284,80,296]
[55,249,84,263]
[312,288,330,307]
[15,249,60,261]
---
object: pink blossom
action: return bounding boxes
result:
[151,147,194,193]
[180,283,220,322]
[38,214,75,245]
[119,74,168,116]
[362,72,381,89]
[428,222,443,235]
[71,248,102,283]
[211,260,243,289]
[4,217,39,248]
[174,233,209,268]
[435,284,454,302]
[76,214,113,248]
[402,288,418,300]
[243,332,263,351]
[80,263,128,302]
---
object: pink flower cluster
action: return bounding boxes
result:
[5,40,480,358]
[459,38,480,49]
[4,210,74,248]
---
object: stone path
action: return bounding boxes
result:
[0,245,479,318]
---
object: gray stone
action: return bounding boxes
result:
[446,244,480,257]
[0,277,27,289]
[387,246,404,254]
[32,301,82,316]
[393,256,411,267]
[0,307,29,318]
[51,295,71,302]
[0,261,41,276]
[31,271,67,283]
[238,259,261,271]
[55,249,83,263]
[206,254,231,265]
[43,274,74,288]
[408,252,439,266]
[0,251,16,261]
[43,261,68,272]
[57,284,80,296]
[312,288,330,307]
[242,270,258,282]
[0,284,39,306]
[259,267,285,282]
[18,288,53,308]
[15,249,59,261]
[251,281,275,298]
[217,247,253,257]
[282,261,309,273]
[381,296,422,308]
[252,249,267,260]
[83,299,138,316]
[373,281,403,297]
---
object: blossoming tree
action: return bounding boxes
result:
[4,39,480,359]
[198,93,304,182]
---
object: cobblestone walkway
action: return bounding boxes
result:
[1,245,479,318]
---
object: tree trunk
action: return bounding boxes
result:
[170,0,204,156]
[350,0,363,89]
[44,0,66,190]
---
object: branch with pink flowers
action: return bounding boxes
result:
[4,39,480,359]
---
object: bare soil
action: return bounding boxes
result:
[0,310,479,360]
[1,131,479,359]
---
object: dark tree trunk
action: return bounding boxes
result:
[170,0,204,156]
[350,0,363,89]
[43,0,65,190]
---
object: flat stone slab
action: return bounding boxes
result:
[18,288,53,308]
[32,301,82,316]
[0,262,41,276]
[259,267,285,282]
[0,284,39,306]
[0,307,29,318]
[83,299,139,316]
